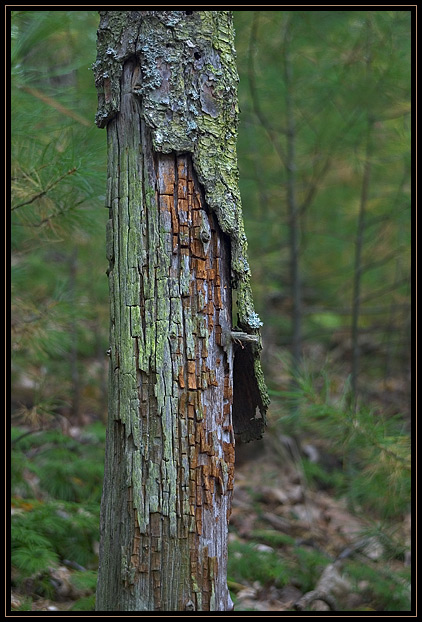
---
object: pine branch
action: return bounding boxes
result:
[11,167,77,211]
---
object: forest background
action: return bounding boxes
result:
[10,10,412,612]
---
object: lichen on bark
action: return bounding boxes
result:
[94,11,269,420]
[95,11,269,612]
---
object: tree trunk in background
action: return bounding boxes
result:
[350,118,373,412]
[283,24,302,374]
[94,11,268,611]
[350,17,374,413]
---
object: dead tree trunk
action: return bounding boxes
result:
[94,11,268,612]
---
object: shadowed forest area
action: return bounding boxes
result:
[10,10,412,612]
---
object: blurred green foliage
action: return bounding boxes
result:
[11,426,103,610]
[273,361,411,517]
[228,539,291,588]
[234,10,411,389]
[344,559,411,611]
[11,10,108,427]
[10,9,411,612]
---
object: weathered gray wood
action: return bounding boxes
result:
[95,11,268,612]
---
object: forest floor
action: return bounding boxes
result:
[229,438,411,612]
[11,347,412,612]
[11,425,411,612]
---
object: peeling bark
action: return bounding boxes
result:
[95,11,268,612]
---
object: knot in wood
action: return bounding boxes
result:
[185,599,195,611]
[199,229,211,243]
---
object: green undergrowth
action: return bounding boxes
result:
[228,529,411,612]
[228,358,411,612]
[228,534,330,594]
[11,423,104,611]
[271,361,411,518]
[228,539,291,589]
[343,559,411,612]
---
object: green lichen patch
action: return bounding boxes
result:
[95,12,265,330]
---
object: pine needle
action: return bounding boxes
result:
[21,85,90,127]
